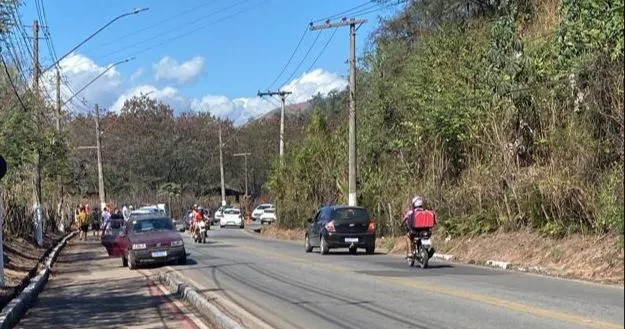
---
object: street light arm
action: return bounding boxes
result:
[43,8,148,73]
[62,57,134,107]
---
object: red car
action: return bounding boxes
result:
[109,215,187,269]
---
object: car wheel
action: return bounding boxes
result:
[366,244,375,255]
[178,251,187,265]
[220,225,225,229]
[122,256,128,267]
[305,235,313,253]
[128,254,138,270]
[320,235,329,255]
[349,246,358,255]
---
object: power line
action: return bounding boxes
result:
[279,30,323,88]
[266,26,309,90]
[304,27,339,74]
[312,1,375,23]
[96,0,258,62]
[84,0,230,52]
[1,53,29,112]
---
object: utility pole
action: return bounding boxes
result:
[55,67,65,230]
[32,19,43,246]
[55,68,61,131]
[218,124,226,207]
[257,90,292,162]
[310,18,366,206]
[95,105,105,209]
[33,20,39,96]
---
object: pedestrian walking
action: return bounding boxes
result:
[77,206,89,240]
[91,207,102,237]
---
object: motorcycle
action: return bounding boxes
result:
[193,219,208,244]
[408,229,434,268]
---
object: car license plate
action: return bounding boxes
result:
[345,238,359,243]
[421,239,432,246]
[152,251,167,258]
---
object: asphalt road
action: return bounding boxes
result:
[169,223,624,329]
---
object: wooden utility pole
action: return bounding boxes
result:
[218,124,226,207]
[32,20,43,246]
[55,68,61,130]
[310,18,366,206]
[257,90,292,162]
[95,105,105,209]
[33,20,39,96]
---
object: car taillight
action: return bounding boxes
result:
[325,220,336,233]
[367,221,375,233]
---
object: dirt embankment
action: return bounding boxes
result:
[0,232,65,310]
[258,225,624,285]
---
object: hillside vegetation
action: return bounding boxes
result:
[267,0,624,242]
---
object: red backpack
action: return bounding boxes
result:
[411,209,436,229]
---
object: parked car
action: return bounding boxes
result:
[213,205,232,225]
[305,205,376,255]
[252,203,273,221]
[220,208,244,229]
[101,218,126,256]
[260,207,277,225]
[110,216,187,269]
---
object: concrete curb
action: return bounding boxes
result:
[0,231,77,329]
[158,272,247,329]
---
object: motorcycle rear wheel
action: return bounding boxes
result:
[419,248,429,269]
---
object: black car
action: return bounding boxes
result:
[305,205,376,255]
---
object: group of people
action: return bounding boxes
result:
[74,204,126,240]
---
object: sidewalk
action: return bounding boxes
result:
[15,236,209,329]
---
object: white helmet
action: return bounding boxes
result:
[412,196,424,209]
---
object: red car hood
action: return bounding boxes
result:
[129,230,182,244]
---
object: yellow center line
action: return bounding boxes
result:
[234,243,622,329]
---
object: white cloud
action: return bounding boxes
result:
[130,67,146,83]
[110,85,190,113]
[42,52,124,112]
[42,52,346,124]
[192,69,347,125]
[153,56,206,84]
[280,69,348,103]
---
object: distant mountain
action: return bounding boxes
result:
[245,100,314,126]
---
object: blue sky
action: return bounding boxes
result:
[17,0,403,123]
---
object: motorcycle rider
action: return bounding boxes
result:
[401,195,435,260]
[192,206,206,237]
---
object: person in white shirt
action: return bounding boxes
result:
[122,204,129,222]
[101,207,112,233]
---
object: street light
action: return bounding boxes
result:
[43,7,149,73]
[62,57,134,107]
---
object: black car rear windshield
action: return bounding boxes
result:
[332,208,370,223]
[131,218,174,233]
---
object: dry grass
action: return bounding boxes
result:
[262,226,623,285]
[260,225,305,241]
[0,232,66,310]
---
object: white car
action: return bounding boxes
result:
[220,208,244,228]
[259,208,277,225]
[252,203,273,221]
